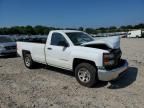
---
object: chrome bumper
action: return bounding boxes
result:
[98,60,128,81]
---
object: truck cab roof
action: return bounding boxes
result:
[50,30,82,33]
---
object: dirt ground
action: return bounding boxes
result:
[0,38,144,108]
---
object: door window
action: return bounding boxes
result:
[51,33,68,46]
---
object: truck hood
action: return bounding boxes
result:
[81,36,120,49]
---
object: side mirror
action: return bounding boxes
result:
[63,42,69,47]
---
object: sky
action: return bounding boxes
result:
[0,0,144,28]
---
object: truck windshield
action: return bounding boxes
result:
[66,32,94,45]
[0,36,15,43]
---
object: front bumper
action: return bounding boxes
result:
[0,50,17,56]
[98,60,128,81]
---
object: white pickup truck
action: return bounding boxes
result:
[17,30,128,87]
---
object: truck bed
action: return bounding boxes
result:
[17,39,47,64]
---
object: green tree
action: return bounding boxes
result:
[85,28,96,34]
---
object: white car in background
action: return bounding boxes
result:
[127,30,142,38]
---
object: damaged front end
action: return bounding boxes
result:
[82,36,123,69]
[80,36,128,81]
[81,36,120,49]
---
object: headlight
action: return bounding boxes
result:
[103,53,115,66]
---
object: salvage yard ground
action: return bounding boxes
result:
[0,38,144,108]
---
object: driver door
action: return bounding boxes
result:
[45,33,71,69]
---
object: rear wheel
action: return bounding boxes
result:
[75,63,98,87]
[23,53,35,69]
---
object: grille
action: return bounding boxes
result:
[112,49,122,66]
[5,46,16,50]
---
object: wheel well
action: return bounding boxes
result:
[73,58,96,71]
[22,50,31,57]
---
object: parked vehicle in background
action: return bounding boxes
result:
[17,30,128,87]
[0,36,17,56]
[127,30,142,38]
[16,35,47,42]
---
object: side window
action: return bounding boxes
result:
[51,33,68,46]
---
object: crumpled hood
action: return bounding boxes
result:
[81,36,120,49]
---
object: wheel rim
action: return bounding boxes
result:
[25,56,31,67]
[78,68,90,83]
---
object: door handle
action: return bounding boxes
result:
[47,47,52,50]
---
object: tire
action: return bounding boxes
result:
[23,53,35,69]
[75,63,98,87]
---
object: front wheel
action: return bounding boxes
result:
[75,63,98,87]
